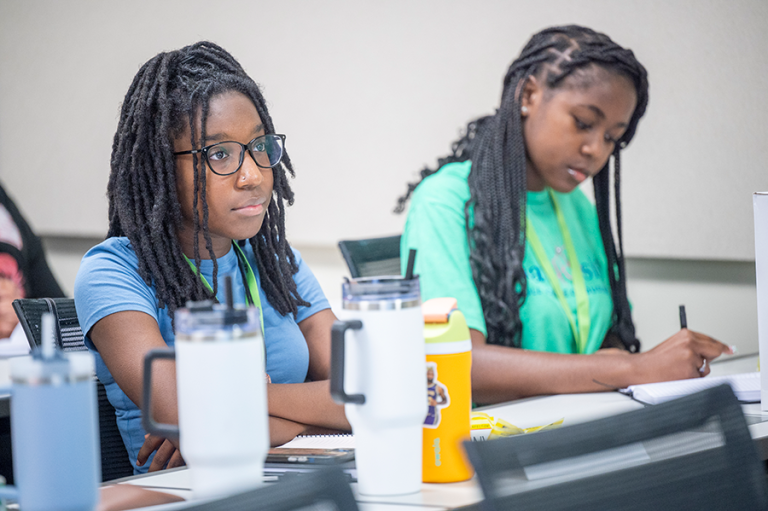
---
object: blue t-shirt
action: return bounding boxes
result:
[74,237,330,474]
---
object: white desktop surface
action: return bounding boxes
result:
[117,354,762,510]
[96,354,768,510]
[116,392,645,509]
[117,466,481,510]
[479,391,643,429]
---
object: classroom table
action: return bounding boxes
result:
[111,467,480,511]
[109,353,767,511]
[108,393,645,511]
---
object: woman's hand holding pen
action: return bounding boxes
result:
[631,329,733,382]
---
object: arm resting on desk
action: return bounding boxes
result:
[264,308,350,431]
[268,381,350,431]
[138,416,310,471]
[92,309,349,471]
[470,328,733,404]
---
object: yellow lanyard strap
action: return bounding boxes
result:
[525,190,590,353]
[183,242,265,337]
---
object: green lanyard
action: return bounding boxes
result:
[183,242,265,337]
[525,189,591,354]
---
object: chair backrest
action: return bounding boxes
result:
[178,467,358,511]
[13,297,85,352]
[12,298,134,482]
[464,385,768,511]
[338,235,402,278]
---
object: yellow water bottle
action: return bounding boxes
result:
[422,298,474,483]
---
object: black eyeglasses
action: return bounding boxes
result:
[174,134,286,176]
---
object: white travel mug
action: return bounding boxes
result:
[142,300,268,499]
[331,276,426,496]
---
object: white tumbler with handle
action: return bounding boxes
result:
[142,278,268,500]
[331,275,426,496]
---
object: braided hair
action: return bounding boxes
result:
[108,41,308,319]
[396,26,648,352]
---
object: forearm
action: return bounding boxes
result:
[269,416,310,447]
[471,342,635,404]
[267,380,350,430]
[471,323,734,404]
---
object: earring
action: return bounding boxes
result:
[521,106,529,116]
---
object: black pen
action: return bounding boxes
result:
[681,304,706,373]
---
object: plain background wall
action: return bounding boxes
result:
[1,0,765,358]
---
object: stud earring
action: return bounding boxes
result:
[521,106,529,116]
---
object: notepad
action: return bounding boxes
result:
[621,372,760,405]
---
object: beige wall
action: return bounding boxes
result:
[1,0,767,260]
[3,0,765,357]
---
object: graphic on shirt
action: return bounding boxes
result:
[0,204,22,250]
[424,362,450,429]
[0,253,24,296]
[525,256,609,298]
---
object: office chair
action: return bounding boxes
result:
[12,297,134,482]
[338,235,402,278]
[464,385,768,511]
[178,467,358,511]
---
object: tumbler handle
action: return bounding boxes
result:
[141,348,179,440]
[330,320,365,405]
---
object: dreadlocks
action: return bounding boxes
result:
[396,25,648,352]
[108,41,308,319]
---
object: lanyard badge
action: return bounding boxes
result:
[526,190,591,353]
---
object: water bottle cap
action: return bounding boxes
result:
[175,304,261,340]
[342,276,421,310]
[183,299,250,326]
[423,297,458,323]
[10,351,95,385]
[424,308,472,354]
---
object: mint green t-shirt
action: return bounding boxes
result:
[401,160,613,354]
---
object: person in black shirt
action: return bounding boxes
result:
[0,182,65,484]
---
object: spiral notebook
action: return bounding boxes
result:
[277,434,355,450]
[620,372,760,405]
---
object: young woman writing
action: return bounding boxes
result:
[75,42,348,474]
[396,25,732,404]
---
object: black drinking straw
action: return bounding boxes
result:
[404,249,417,280]
[224,275,234,310]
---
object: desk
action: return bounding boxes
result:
[113,467,480,511]
[114,355,767,509]
[111,394,642,510]
[110,353,767,510]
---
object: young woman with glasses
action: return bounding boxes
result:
[74,42,348,474]
[396,25,732,404]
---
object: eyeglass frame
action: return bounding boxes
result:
[173,133,287,176]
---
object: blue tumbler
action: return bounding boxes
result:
[0,313,100,511]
